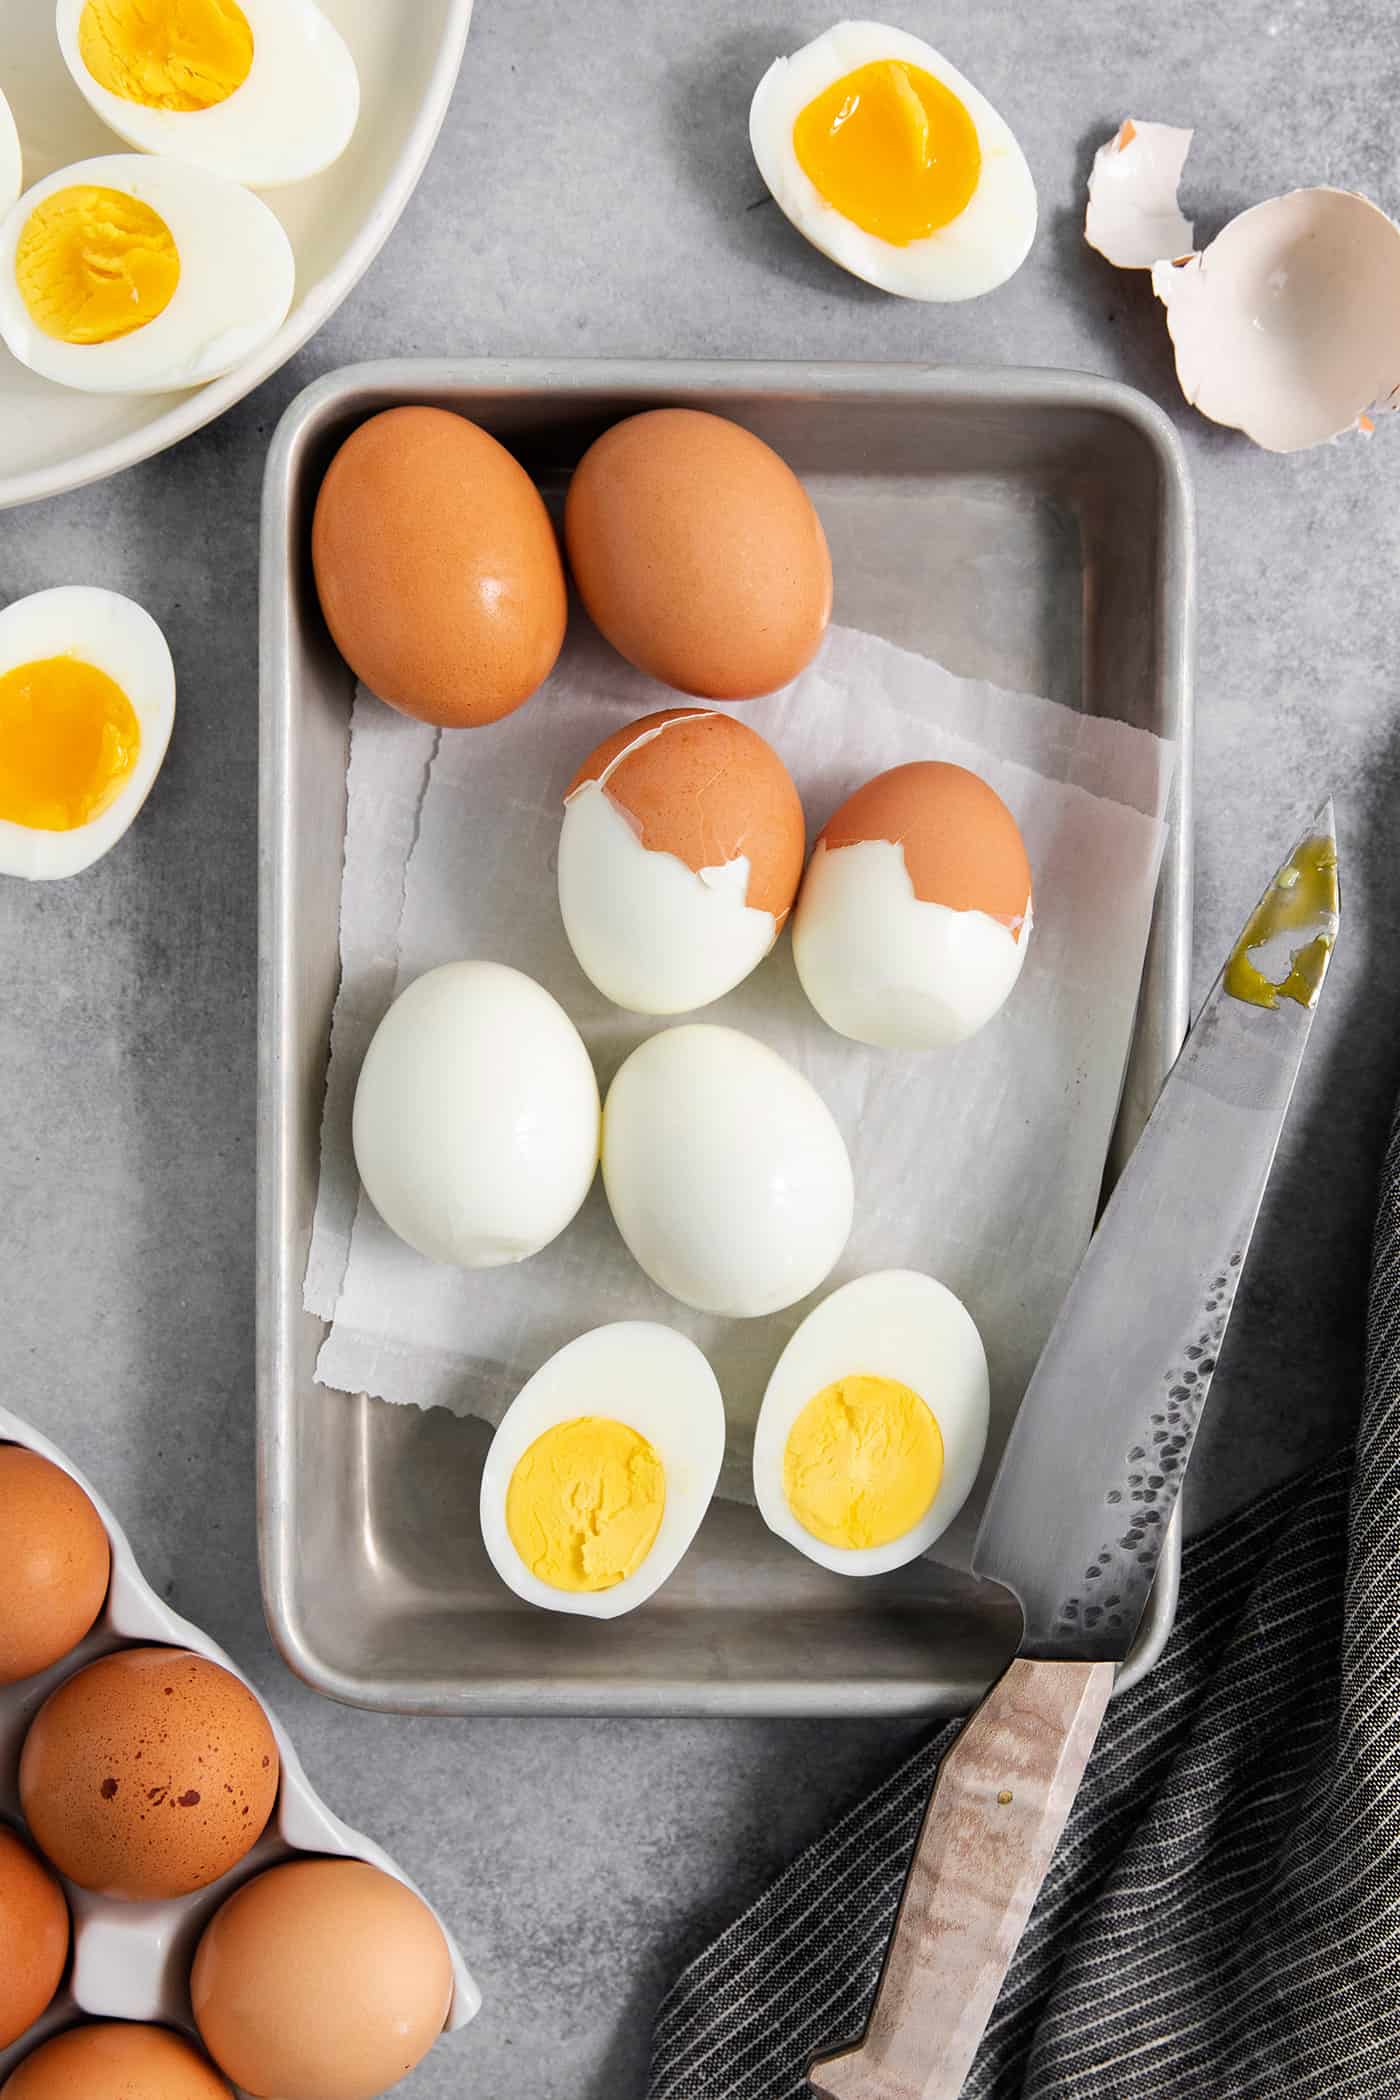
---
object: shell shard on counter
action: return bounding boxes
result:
[1084,118,1194,270]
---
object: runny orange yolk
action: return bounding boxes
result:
[78,0,255,113]
[0,656,142,832]
[15,186,181,345]
[793,60,982,246]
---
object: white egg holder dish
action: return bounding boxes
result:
[0,1401,480,2091]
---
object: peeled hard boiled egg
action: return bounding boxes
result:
[602,1024,854,1318]
[57,0,359,189]
[0,587,175,882]
[750,21,1036,301]
[753,1269,989,1575]
[480,1323,725,1618]
[793,761,1032,1049]
[559,708,806,1015]
[353,961,600,1269]
[0,153,293,393]
[0,88,20,212]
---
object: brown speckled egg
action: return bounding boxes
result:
[564,409,832,700]
[0,1446,110,1685]
[0,1829,68,2050]
[312,405,568,728]
[18,1647,279,1900]
[0,2022,232,2099]
[193,1858,454,2100]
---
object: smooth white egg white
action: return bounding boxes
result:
[0,87,20,212]
[56,0,360,189]
[479,1322,726,1619]
[752,1269,990,1576]
[749,20,1037,301]
[353,960,601,1271]
[0,587,176,882]
[0,153,294,394]
[559,780,778,1015]
[601,1024,854,1318]
[793,837,1031,1049]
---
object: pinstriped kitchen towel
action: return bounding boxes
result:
[647,1118,1400,2099]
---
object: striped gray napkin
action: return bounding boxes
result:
[648,1115,1399,2099]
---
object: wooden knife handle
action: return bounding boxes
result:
[809,1656,1115,2100]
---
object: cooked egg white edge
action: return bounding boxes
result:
[0,88,20,213]
[479,1322,726,1618]
[752,1269,990,1576]
[0,587,175,882]
[559,783,778,1015]
[353,961,601,1269]
[55,0,360,190]
[601,1024,854,1318]
[749,20,1037,302]
[793,838,1030,1048]
[0,153,295,394]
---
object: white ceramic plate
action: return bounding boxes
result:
[0,0,472,510]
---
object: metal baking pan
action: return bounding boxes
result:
[258,359,1194,1718]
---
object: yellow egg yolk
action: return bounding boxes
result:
[78,0,254,112]
[784,1374,943,1551]
[0,655,142,832]
[506,1418,666,1592]
[793,60,982,245]
[15,186,180,344]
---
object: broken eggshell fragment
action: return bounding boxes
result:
[1084,118,1194,270]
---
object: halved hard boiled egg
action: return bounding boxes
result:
[0,587,175,881]
[0,153,294,393]
[480,1323,726,1618]
[57,0,360,189]
[793,761,1033,1049]
[559,709,806,1015]
[0,87,20,213]
[750,21,1036,301]
[753,1270,989,1576]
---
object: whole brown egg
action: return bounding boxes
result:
[312,406,568,728]
[0,1446,110,1685]
[0,1829,68,2050]
[18,1647,279,1900]
[564,409,832,700]
[0,2022,231,2099]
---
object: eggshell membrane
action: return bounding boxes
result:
[564,409,832,701]
[1084,118,1195,270]
[1152,188,1400,452]
[820,761,1031,934]
[0,2022,232,2100]
[312,406,568,727]
[0,1829,68,2050]
[192,1858,454,2100]
[0,1445,111,1685]
[567,708,805,920]
[19,1647,279,1900]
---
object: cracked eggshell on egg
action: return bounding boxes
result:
[1084,117,1194,269]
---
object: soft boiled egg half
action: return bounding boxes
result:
[559,708,806,1015]
[57,0,360,189]
[0,153,294,394]
[0,87,20,213]
[480,1323,726,1617]
[0,587,175,881]
[750,21,1036,300]
[753,1270,989,1575]
[793,761,1033,1049]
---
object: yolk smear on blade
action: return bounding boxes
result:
[16,186,180,344]
[79,0,254,113]
[506,1418,666,1592]
[1225,833,1338,1011]
[793,60,982,245]
[0,656,142,832]
[784,1374,943,1550]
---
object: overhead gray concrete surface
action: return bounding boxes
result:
[2,2,1396,2093]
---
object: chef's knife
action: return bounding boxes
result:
[810,804,1340,2100]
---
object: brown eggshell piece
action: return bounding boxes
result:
[567,708,806,921]
[564,409,832,701]
[821,762,1032,935]
[0,1829,68,2050]
[0,1446,111,1685]
[18,1647,279,1901]
[0,2022,232,2099]
[192,1858,454,2100]
[312,405,568,727]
